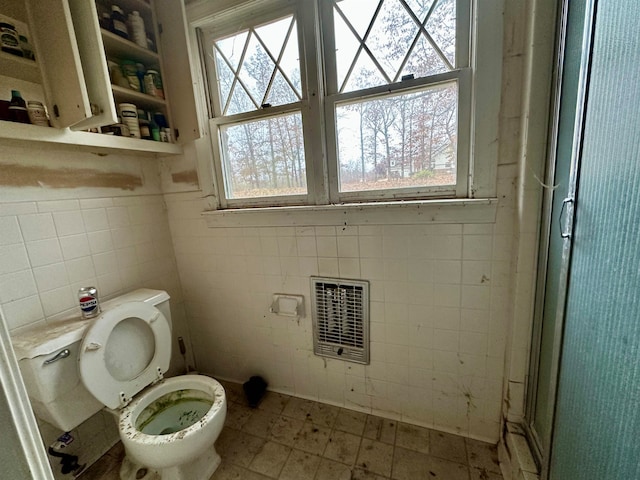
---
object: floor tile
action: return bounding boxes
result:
[309,401,340,428]
[428,456,471,480]
[218,430,264,468]
[363,415,397,444]
[316,458,355,480]
[215,427,238,456]
[278,449,321,480]
[323,430,362,465]
[257,391,290,414]
[356,438,394,477]
[466,438,501,474]
[242,410,279,438]
[78,441,124,479]
[470,467,504,480]
[293,420,332,455]
[350,467,390,480]
[282,396,315,420]
[395,422,431,454]
[334,408,368,436]
[430,429,467,464]
[391,446,433,480]
[268,415,304,446]
[211,461,271,480]
[248,441,291,478]
[225,402,253,429]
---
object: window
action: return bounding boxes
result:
[199,0,481,209]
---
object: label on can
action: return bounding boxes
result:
[79,287,100,319]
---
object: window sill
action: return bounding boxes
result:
[202,198,498,228]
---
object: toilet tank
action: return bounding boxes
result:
[11,289,171,432]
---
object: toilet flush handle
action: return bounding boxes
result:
[43,349,70,365]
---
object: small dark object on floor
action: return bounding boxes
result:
[243,376,268,408]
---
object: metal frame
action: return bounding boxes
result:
[524,0,599,477]
[524,0,570,466]
[310,276,370,365]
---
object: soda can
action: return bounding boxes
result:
[78,287,100,319]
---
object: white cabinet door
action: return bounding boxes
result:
[26,0,91,128]
[156,0,200,144]
[67,0,118,131]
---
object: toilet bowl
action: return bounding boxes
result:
[12,289,227,480]
[118,375,226,479]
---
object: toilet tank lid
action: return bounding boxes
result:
[11,289,170,360]
[12,317,90,360]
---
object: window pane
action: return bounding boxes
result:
[333,0,456,92]
[220,113,307,199]
[336,81,457,193]
[214,15,301,115]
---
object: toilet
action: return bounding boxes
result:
[12,289,227,480]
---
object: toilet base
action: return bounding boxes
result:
[119,446,221,480]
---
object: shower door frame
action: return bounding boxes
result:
[524,0,597,476]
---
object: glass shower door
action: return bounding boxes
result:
[549,0,640,477]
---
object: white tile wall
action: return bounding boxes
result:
[165,175,518,442]
[0,195,188,363]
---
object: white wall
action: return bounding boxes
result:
[164,159,517,442]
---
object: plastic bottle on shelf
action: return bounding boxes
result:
[9,90,29,123]
[27,101,49,126]
[128,11,147,48]
[144,70,164,98]
[136,63,146,93]
[118,103,140,138]
[148,112,160,141]
[110,5,129,39]
[138,109,151,140]
[121,60,142,91]
[107,60,129,88]
[153,112,167,129]
[0,22,23,57]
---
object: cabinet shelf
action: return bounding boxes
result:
[0,120,182,155]
[101,28,159,67]
[0,50,40,84]
[111,84,166,111]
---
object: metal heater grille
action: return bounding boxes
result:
[311,277,369,364]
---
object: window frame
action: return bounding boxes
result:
[321,0,472,202]
[193,0,501,210]
[199,2,319,208]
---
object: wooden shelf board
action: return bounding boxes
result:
[101,29,159,67]
[111,85,166,111]
[0,120,182,155]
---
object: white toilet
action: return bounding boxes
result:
[12,289,227,480]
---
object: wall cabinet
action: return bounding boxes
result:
[0,0,199,154]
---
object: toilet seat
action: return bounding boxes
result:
[78,301,171,409]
